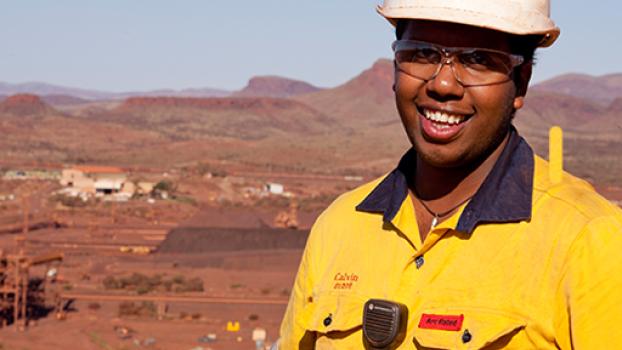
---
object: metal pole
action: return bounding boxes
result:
[13,259,19,331]
[549,126,563,185]
[20,266,28,329]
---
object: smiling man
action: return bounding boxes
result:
[277,1,622,349]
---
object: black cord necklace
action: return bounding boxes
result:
[413,191,474,231]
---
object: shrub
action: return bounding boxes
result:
[118,301,156,318]
[102,276,120,289]
[103,273,203,295]
[153,180,175,193]
[163,280,173,292]
[136,284,151,295]
[176,277,204,293]
[51,194,88,207]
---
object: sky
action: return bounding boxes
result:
[0,0,620,92]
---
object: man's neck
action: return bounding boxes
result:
[413,133,510,203]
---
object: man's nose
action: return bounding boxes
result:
[425,62,464,100]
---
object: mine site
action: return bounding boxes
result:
[0,62,621,349]
[2,3,622,348]
[0,162,333,350]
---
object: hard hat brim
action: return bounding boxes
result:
[377,5,560,47]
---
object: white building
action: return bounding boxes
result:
[61,165,127,196]
[265,183,284,195]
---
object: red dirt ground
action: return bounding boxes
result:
[0,178,619,350]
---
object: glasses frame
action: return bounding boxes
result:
[392,40,525,87]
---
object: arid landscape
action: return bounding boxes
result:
[0,60,621,350]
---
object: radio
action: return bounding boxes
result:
[363,299,408,349]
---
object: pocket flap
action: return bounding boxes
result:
[301,292,367,333]
[413,307,525,349]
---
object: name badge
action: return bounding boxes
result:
[418,313,464,331]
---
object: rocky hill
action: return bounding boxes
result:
[0,81,230,100]
[1,63,620,185]
[41,94,91,106]
[0,94,54,116]
[234,76,322,98]
[297,59,396,125]
[607,97,622,114]
[106,96,337,141]
[532,73,622,105]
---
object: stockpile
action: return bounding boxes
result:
[157,227,309,254]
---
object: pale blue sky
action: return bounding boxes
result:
[0,0,619,92]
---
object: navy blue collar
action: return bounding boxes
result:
[356,129,534,234]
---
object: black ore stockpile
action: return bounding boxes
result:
[157,227,309,254]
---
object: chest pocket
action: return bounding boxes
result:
[301,292,367,349]
[412,307,526,350]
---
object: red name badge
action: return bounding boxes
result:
[418,314,464,331]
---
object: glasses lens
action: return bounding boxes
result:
[395,46,441,81]
[454,49,516,85]
[458,50,514,73]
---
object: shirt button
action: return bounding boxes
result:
[323,314,332,327]
[415,256,425,269]
[462,329,472,343]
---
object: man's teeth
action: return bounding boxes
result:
[423,109,465,125]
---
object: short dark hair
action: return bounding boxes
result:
[508,35,541,63]
[395,20,409,41]
[394,19,539,62]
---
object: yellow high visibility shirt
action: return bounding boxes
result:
[279,130,622,349]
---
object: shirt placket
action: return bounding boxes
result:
[390,200,467,349]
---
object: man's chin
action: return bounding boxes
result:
[412,143,469,169]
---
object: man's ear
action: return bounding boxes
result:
[513,62,533,110]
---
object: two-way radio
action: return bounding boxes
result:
[363,299,408,349]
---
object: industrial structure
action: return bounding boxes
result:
[0,250,63,329]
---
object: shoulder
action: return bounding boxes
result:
[304,174,388,250]
[312,174,387,230]
[531,155,622,269]
[533,155,622,224]
[298,174,389,276]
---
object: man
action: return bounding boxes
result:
[278,0,622,349]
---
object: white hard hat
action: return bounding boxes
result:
[377,0,560,47]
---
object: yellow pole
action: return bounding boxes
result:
[549,126,563,184]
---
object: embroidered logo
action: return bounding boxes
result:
[332,272,359,290]
[418,314,464,331]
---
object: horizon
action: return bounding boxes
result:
[1,1,621,92]
[2,64,622,96]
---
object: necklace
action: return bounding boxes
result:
[413,191,474,231]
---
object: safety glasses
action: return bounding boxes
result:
[392,40,525,87]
